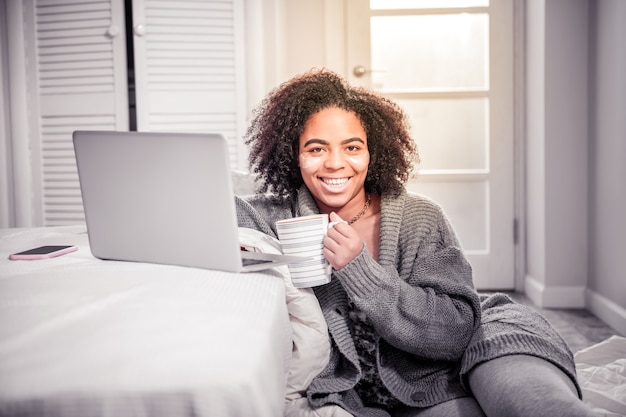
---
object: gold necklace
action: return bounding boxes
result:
[347,194,372,225]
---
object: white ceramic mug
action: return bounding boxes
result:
[275,214,333,288]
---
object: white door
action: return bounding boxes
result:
[346,0,515,289]
[131,0,248,170]
[7,0,129,226]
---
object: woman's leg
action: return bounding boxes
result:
[392,397,486,417]
[468,354,596,417]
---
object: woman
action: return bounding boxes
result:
[236,69,594,417]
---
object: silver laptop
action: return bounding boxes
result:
[73,130,305,272]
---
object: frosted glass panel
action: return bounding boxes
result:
[397,98,488,170]
[406,180,488,251]
[370,14,488,90]
[370,0,488,9]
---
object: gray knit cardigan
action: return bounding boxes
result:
[235,188,579,417]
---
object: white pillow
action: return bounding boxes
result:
[231,170,258,195]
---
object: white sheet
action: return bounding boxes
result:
[0,226,292,417]
[575,335,626,417]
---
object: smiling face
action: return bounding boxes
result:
[298,107,370,215]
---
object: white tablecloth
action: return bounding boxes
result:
[0,226,292,417]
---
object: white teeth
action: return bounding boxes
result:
[323,178,348,187]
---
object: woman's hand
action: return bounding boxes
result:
[323,212,364,270]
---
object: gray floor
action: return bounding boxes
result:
[502,291,620,353]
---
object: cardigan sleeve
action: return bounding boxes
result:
[235,194,293,238]
[332,195,481,361]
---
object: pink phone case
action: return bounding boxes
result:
[9,245,78,260]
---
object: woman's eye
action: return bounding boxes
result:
[347,145,360,152]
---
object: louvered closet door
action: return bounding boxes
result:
[23,0,129,226]
[131,0,247,170]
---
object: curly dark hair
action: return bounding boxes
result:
[245,68,419,201]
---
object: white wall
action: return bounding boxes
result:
[244,0,287,114]
[586,0,626,335]
[284,1,326,77]
[244,0,341,108]
[524,0,589,307]
[525,0,625,334]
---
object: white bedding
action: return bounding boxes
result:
[575,335,626,417]
[239,228,353,417]
[0,226,292,417]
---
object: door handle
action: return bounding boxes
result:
[353,65,386,78]
[134,24,146,37]
[353,65,368,77]
[106,25,120,38]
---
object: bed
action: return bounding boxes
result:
[0,225,292,417]
[1,225,624,417]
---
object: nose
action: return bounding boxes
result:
[324,149,344,170]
